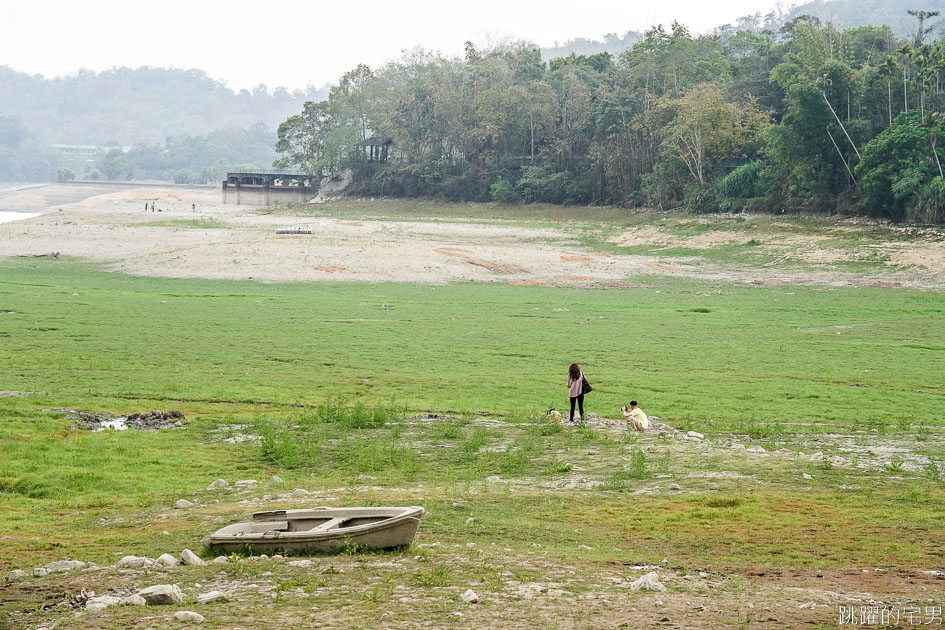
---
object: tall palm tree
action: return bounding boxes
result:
[879,56,898,126]
[897,44,913,112]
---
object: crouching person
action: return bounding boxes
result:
[622,401,648,431]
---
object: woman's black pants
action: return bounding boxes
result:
[569,394,584,421]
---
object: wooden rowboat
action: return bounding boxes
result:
[202,506,425,554]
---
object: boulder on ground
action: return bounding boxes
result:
[85,594,121,612]
[629,571,666,592]
[174,610,205,623]
[180,549,206,566]
[155,553,180,568]
[211,556,228,564]
[687,431,704,440]
[138,584,184,605]
[461,588,479,603]
[5,569,27,582]
[120,594,147,606]
[207,479,229,491]
[196,590,226,604]
[117,555,154,569]
[174,499,193,509]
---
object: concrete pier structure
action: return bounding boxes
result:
[222,170,315,205]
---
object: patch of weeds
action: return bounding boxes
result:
[530,418,563,437]
[316,400,400,429]
[816,459,834,471]
[600,450,652,490]
[917,426,931,442]
[548,461,573,474]
[925,460,942,482]
[432,418,463,440]
[885,458,905,473]
[744,239,762,246]
[704,496,743,509]
[259,423,302,468]
[731,421,782,440]
[681,307,713,313]
[413,562,452,587]
[461,427,490,457]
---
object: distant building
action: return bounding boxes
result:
[222,169,316,205]
[53,144,99,159]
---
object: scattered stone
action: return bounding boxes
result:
[687,431,704,440]
[798,601,816,609]
[629,572,666,592]
[207,479,229,491]
[43,560,87,574]
[287,559,313,568]
[196,591,227,604]
[272,555,284,561]
[486,476,501,483]
[461,589,479,603]
[33,567,48,577]
[138,584,184,605]
[211,556,228,564]
[269,475,284,485]
[292,488,309,496]
[234,479,258,487]
[731,443,746,450]
[120,594,147,606]
[811,451,825,460]
[180,549,205,566]
[258,554,269,560]
[5,569,27,582]
[155,553,180,568]
[69,409,184,431]
[174,499,193,509]
[802,473,812,480]
[746,445,766,453]
[117,556,154,569]
[85,595,121,612]
[465,518,475,524]
[669,483,682,491]
[578,544,593,551]
[174,611,205,623]
[466,542,477,548]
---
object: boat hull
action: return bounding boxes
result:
[202,506,424,554]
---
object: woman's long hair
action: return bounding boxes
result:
[568,363,581,380]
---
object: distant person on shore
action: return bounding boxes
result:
[567,362,590,423]
[622,401,648,431]
[144,202,148,212]
[192,203,196,212]
[151,202,155,212]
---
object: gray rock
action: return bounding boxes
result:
[669,483,682,491]
[173,610,205,623]
[44,560,86,573]
[629,571,666,592]
[117,555,154,569]
[120,594,147,606]
[138,584,184,605]
[33,567,48,577]
[196,590,226,604]
[465,518,475,524]
[746,445,766,453]
[234,479,257,487]
[731,443,746,450]
[174,499,194,509]
[211,556,228,564]
[269,475,284,485]
[155,553,180,568]
[486,475,501,483]
[206,479,229,491]
[578,544,593,551]
[686,431,704,440]
[5,569,27,582]
[85,594,121,612]
[461,589,479,603]
[180,549,206,566]
[802,473,812,480]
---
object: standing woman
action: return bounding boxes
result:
[567,362,590,423]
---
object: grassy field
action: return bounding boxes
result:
[2,250,945,628]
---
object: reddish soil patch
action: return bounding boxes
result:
[338,221,364,226]
[314,266,346,273]
[647,262,679,271]
[561,254,594,263]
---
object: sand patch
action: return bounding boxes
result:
[556,275,599,281]
[646,262,679,271]
[888,240,945,269]
[561,253,593,263]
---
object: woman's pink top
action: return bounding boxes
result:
[567,371,584,398]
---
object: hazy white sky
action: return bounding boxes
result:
[1,0,784,91]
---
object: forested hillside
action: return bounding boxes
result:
[0,66,328,183]
[275,10,945,222]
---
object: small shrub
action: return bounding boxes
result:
[885,458,905,473]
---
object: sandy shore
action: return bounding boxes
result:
[1,184,943,289]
